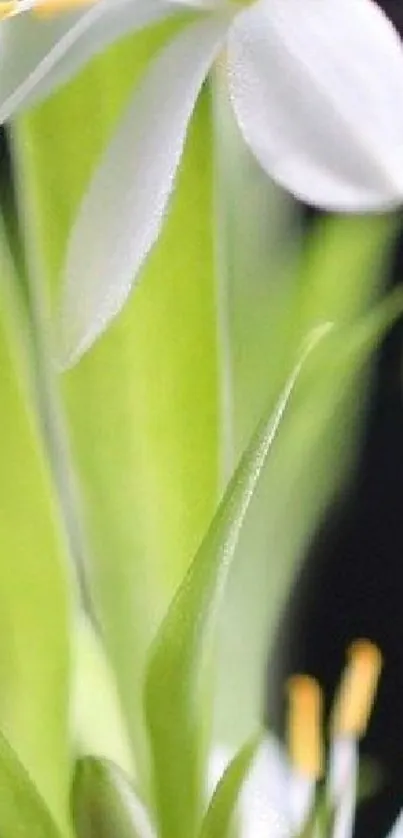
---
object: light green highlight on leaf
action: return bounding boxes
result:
[72,614,134,775]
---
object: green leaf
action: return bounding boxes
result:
[73,757,155,838]
[15,21,220,787]
[0,729,63,838]
[199,736,260,838]
[296,213,398,330]
[144,325,331,838]
[0,232,71,833]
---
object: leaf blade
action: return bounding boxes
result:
[144,325,331,838]
[0,231,71,833]
[0,729,63,838]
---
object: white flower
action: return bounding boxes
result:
[209,640,403,838]
[2,0,403,363]
[209,736,315,838]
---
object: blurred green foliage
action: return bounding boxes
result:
[0,12,399,838]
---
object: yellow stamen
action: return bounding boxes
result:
[287,675,324,779]
[331,639,383,738]
[0,1,18,19]
[33,0,97,15]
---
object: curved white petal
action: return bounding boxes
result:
[0,0,172,122]
[227,0,403,211]
[57,14,229,367]
[328,736,358,838]
[238,736,290,838]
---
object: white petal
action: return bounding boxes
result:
[328,736,358,838]
[385,810,403,838]
[57,14,229,367]
[287,770,315,833]
[0,0,172,122]
[227,0,403,211]
[238,736,291,838]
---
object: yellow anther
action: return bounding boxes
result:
[0,1,18,19]
[331,639,383,738]
[33,0,96,16]
[287,675,324,779]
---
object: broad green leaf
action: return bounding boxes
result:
[15,19,220,787]
[144,326,330,838]
[0,232,71,834]
[0,729,63,838]
[73,757,156,838]
[200,737,260,838]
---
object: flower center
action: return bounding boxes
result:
[331,639,383,737]
[286,638,382,778]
